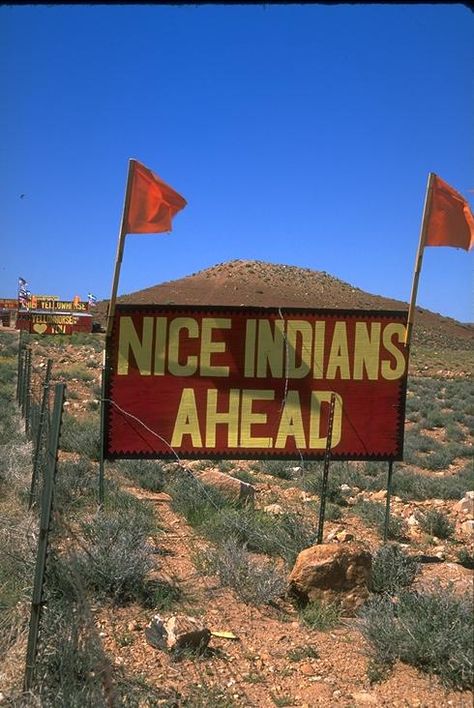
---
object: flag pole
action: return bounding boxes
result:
[404,172,436,349]
[106,158,136,339]
[99,158,135,507]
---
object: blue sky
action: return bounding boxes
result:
[1,4,472,321]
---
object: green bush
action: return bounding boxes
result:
[389,466,473,501]
[359,588,474,689]
[76,505,156,604]
[371,544,419,595]
[299,599,341,631]
[202,507,315,565]
[195,537,286,606]
[119,459,166,492]
[167,470,233,526]
[354,500,407,541]
[55,457,98,510]
[57,364,95,382]
[60,413,100,460]
[417,509,455,539]
[259,460,295,480]
[457,548,474,570]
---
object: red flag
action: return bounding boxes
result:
[125,160,187,234]
[425,175,474,251]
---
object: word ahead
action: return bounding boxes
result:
[104,305,408,461]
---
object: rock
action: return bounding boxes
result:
[198,469,255,506]
[461,519,474,534]
[407,514,419,526]
[288,542,372,613]
[128,620,141,631]
[145,614,211,654]
[371,490,386,501]
[335,530,354,543]
[339,483,352,496]
[454,492,474,516]
[264,503,285,515]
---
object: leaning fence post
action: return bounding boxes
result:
[316,393,337,544]
[21,348,30,419]
[25,349,33,437]
[28,359,53,510]
[383,461,394,544]
[24,382,65,692]
[16,330,24,403]
[19,348,27,413]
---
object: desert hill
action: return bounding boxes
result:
[94,260,472,374]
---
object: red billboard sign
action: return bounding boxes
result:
[104,305,408,461]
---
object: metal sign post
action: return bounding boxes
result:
[316,392,337,544]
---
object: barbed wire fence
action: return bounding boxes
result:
[14,334,116,704]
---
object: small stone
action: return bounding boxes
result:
[128,620,141,631]
[264,503,285,515]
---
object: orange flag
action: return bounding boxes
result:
[425,175,474,251]
[125,160,187,234]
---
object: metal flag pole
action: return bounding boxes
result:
[98,159,136,506]
[106,158,136,339]
[404,172,436,350]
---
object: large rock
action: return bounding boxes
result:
[288,542,372,612]
[197,469,255,506]
[454,492,474,517]
[145,614,211,654]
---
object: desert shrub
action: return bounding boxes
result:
[34,597,111,707]
[457,548,474,569]
[0,332,19,358]
[299,599,341,631]
[0,518,36,654]
[119,459,166,492]
[195,537,285,606]
[311,501,343,521]
[389,466,473,501]
[167,470,233,526]
[202,507,315,565]
[230,467,256,484]
[69,332,104,352]
[259,460,295,480]
[422,406,453,430]
[216,459,235,474]
[301,461,365,505]
[75,505,156,604]
[417,509,454,539]
[55,457,98,510]
[287,645,319,662]
[354,500,407,541]
[60,413,100,460]
[56,364,95,382]
[371,544,419,595]
[359,588,474,689]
